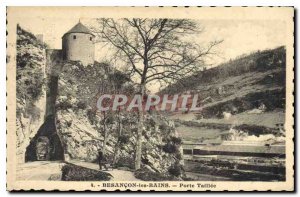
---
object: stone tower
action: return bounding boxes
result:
[62,21,95,66]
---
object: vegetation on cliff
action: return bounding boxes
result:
[16,24,46,120]
[56,62,184,179]
[16,25,47,162]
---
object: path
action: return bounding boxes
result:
[16,161,64,181]
[16,160,141,181]
[68,160,141,181]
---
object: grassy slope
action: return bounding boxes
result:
[163,46,286,140]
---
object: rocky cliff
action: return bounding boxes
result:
[16,25,47,163]
[16,25,183,178]
[56,62,183,177]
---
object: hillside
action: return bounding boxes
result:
[162,47,286,142]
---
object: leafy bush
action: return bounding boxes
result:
[174,151,183,160]
[16,25,45,104]
[168,163,183,177]
[108,70,131,90]
[170,136,182,145]
[86,109,96,124]
[61,164,112,181]
[76,101,87,110]
[56,100,73,110]
[105,114,114,124]
[162,136,182,153]
[16,25,45,120]
[158,124,168,131]
[162,143,177,153]
[114,155,134,169]
[17,65,45,103]
[142,157,152,166]
[118,135,130,144]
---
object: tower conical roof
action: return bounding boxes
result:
[63,22,94,37]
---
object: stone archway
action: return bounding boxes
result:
[25,116,64,162]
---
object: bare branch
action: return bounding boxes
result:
[94,18,222,88]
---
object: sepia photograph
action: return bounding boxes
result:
[6,6,294,191]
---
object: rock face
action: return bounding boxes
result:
[17,25,65,163]
[56,62,183,175]
[56,109,103,162]
[56,108,182,174]
[16,25,47,163]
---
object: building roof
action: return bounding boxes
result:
[193,144,285,155]
[63,22,94,37]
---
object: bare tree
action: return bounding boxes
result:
[93,18,222,170]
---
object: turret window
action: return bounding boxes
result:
[73,35,76,39]
[90,37,92,41]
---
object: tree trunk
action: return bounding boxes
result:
[103,129,108,156]
[113,141,120,166]
[135,120,143,170]
[134,84,145,170]
[113,110,122,165]
[102,112,108,156]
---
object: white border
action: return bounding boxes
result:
[1,0,298,196]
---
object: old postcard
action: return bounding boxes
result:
[6,7,294,191]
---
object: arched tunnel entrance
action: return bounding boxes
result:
[25,116,64,162]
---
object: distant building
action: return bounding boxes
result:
[46,21,95,69]
[62,21,95,66]
[184,144,285,158]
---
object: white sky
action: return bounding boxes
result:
[13,10,287,92]
[16,17,286,64]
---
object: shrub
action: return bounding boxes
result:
[162,143,177,153]
[56,100,72,110]
[168,164,183,177]
[159,124,168,131]
[118,135,130,144]
[16,25,45,106]
[61,164,112,181]
[86,109,96,124]
[104,114,114,124]
[77,101,87,110]
[141,157,150,165]
[162,136,182,153]
[175,151,183,160]
[114,155,134,169]
[170,136,182,145]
